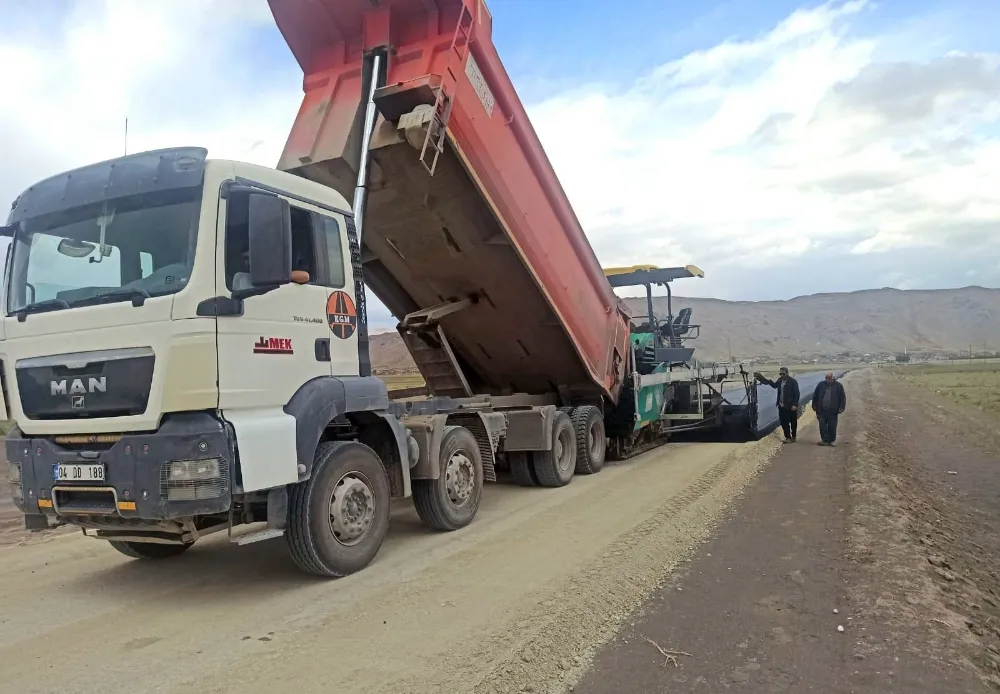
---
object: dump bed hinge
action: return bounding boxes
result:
[398,298,476,398]
[399,324,472,398]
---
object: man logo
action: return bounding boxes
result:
[71,396,85,409]
[50,377,106,396]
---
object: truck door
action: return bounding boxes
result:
[216,190,360,413]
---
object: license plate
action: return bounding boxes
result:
[53,463,106,482]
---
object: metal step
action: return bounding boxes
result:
[233,528,285,546]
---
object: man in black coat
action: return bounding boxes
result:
[755,367,801,443]
[812,372,847,446]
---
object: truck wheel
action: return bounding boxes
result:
[508,451,538,487]
[572,406,606,475]
[413,426,483,531]
[532,411,577,487]
[108,540,193,559]
[286,441,391,578]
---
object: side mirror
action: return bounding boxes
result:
[247,192,292,287]
[0,225,13,238]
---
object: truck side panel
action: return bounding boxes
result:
[269,0,630,402]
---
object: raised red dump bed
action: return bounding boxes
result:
[269,0,630,402]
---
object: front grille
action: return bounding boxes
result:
[15,348,155,420]
[52,487,117,515]
[159,457,229,501]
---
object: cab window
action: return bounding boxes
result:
[316,215,346,289]
[225,197,316,291]
[224,193,346,291]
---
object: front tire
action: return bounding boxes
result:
[413,426,484,531]
[532,411,577,487]
[286,441,391,578]
[108,540,193,560]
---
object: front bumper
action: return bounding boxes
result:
[7,412,234,527]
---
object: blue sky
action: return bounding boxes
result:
[1,0,998,330]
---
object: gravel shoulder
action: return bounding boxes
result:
[0,434,783,694]
[575,369,999,693]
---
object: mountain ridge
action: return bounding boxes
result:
[369,285,1000,372]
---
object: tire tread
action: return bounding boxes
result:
[286,440,389,578]
[412,426,483,531]
[508,451,538,487]
[108,540,192,560]
[572,405,606,475]
[532,411,576,488]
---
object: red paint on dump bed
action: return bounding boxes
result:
[269,0,631,400]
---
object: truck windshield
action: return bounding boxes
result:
[6,187,202,315]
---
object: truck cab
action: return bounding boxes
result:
[1,148,425,575]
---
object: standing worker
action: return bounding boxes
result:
[754,367,801,443]
[812,372,847,446]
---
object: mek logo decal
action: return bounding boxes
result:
[253,337,294,355]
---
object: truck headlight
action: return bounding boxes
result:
[168,458,221,482]
[161,458,226,502]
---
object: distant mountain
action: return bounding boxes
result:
[369,286,1000,372]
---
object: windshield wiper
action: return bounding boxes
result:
[69,287,151,308]
[13,298,71,322]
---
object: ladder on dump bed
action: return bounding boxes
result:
[418,4,474,175]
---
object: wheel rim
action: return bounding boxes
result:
[556,427,575,474]
[445,450,476,507]
[329,472,376,547]
[588,418,605,460]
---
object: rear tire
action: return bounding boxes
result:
[572,406,606,475]
[413,426,483,531]
[108,540,193,560]
[508,451,538,487]
[532,411,577,487]
[286,441,391,578]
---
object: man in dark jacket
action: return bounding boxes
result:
[812,372,847,445]
[755,367,801,443]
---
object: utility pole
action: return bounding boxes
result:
[727,337,733,364]
[124,118,129,156]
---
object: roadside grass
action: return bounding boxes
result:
[890,362,1000,416]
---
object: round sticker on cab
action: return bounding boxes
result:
[327,291,357,339]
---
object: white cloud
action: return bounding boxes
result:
[528,0,1000,300]
[0,0,297,208]
[0,0,998,326]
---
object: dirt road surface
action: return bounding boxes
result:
[577,368,1000,693]
[4,368,996,693]
[0,434,783,694]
